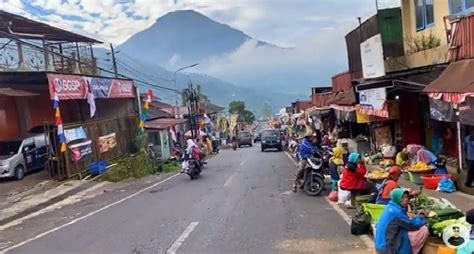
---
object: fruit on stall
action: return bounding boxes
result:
[409,162,434,172]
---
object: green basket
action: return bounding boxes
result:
[362,203,386,222]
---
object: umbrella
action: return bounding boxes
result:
[184,130,207,137]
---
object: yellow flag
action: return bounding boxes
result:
[60,143,67,153]
[55,108,61,117]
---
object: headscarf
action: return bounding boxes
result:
[407,144,424,156]
[330,147,344,165]
[348,152,361,164]
[390,188,408,205]
[186,139,197,155]
[388,166,402,179]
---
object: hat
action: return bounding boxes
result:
[388,166,402,176]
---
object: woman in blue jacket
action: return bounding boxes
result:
[375,188,426,254]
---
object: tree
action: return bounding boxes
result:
[260,102,272,119]
[228,100,255,124]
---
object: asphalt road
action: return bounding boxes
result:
[4,145,370,254]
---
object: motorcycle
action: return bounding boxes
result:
[232,140,238,151]
[181,155,202,180]
[321,145,333,175]
[298,152,325,196]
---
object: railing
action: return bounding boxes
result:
[0,39,99,75]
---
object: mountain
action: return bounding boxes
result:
[117,10,274,69]
[95,10,302,113]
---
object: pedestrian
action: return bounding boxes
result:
[464,128,474,187]
[339,153,374,209]
[375,188,428,254]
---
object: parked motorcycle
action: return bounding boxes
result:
[298,152,325,196]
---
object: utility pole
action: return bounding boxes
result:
[184,83,200,139]
[110,43,118,77]
[375,0,379,11]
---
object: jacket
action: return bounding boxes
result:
[298,138,317,160]
[375,189,426,254]
[339,164,367,191]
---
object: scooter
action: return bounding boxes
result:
[181,154,202,180]
[298,152,325,196]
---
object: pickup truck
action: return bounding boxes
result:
[0,134,48,180]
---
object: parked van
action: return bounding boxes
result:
[0,134,48,180]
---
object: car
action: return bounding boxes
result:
[0,134,48,180]
[237,131,253,147]
[261,129,282,152]
[253,132,261,143]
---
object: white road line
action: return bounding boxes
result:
[0,173,181,254]
[283,152,374,249]
[224,173,236,187]
[166,221,199,254]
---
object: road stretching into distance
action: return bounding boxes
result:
[1,145,371,254]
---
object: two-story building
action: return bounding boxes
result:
[0,11,139,179]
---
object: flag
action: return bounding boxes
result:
[170,124,177,143]
[87,91,96,118]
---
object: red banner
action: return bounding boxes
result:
[48,74,87,100]
[47,73,135,100]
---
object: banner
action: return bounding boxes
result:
[47,74,134,100]
[64,126,87,143]
[359,87,386,110]
[360,34,385,78]
[69,140,92,162]
[98,133,117,153]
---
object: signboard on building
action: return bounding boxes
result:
[360,34,385,79]
[98,133,117,153]
[359,87,386,110]
[47,74,135,100]
[69,140,92,162]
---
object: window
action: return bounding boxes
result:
[415,0,435,31]
[450,0,474,14]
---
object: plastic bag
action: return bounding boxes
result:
[350,212,371,235]
[437,176,457,193]
[328,191,338,202]
[338,180,351,204]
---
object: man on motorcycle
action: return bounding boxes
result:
[293,130,321,192]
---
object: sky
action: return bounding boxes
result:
[0,0,401,99]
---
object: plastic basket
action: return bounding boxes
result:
[410,170,434,185]
[421,174,452,189]
[362,203,386,222]
[90,160,107,175]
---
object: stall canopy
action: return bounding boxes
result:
[424,59,474,104]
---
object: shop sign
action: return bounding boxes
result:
[360,34,385,79]
[359,87,386,110]
[98,133,117,153]
[47,74,135,100]
[69,140,92,162]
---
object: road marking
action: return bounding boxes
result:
[224,173,236,187]
[283,152,374,249]
[166,221,199,254]
[0,173,181,253]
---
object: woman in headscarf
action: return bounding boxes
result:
[406,144,437,165]
[375,188,427,254]
[328,147,344,181]
[186,139,201,160]
[339,153,374,208]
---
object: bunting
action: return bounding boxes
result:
[52,93,67,152]
[138,89,153,133]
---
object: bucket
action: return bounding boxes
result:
[410,170,434,185]
[421,174,452,189]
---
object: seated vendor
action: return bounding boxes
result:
[375,188,427,254]
[396,148,409,167]
[376,166,402,205]
[407,144,437,164]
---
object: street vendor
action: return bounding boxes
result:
[407,144,437,165]
[339,153,374,208]
[375,166,419,205]
[396,148,409,167]
[375,188,428,254]
[328,146,344,181]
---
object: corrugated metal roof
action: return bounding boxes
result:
[331,71,352,92]
[424,59,474,93]
[449,14,474,61]
[328,89,356,106]
[0,88,39,96]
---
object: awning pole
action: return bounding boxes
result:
[457,120,463,171]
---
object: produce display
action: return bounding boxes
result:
[408,162,435,172]
[368,169,389,179]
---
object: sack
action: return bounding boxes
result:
[328,191,338,202]
[350,212,371,235]
[338,181,351,204]
[437,176,456,193]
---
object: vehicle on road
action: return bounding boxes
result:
[298,152,325,196]
[253,132,261,143]
[261,129,282,152]
[237,131,253,147]
[0,134,48,180]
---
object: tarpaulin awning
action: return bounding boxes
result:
[424,59,474,104]
[0,88,39,96]
[306,106,330,116]
[144,118,187,129]
[328,88,356,106]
